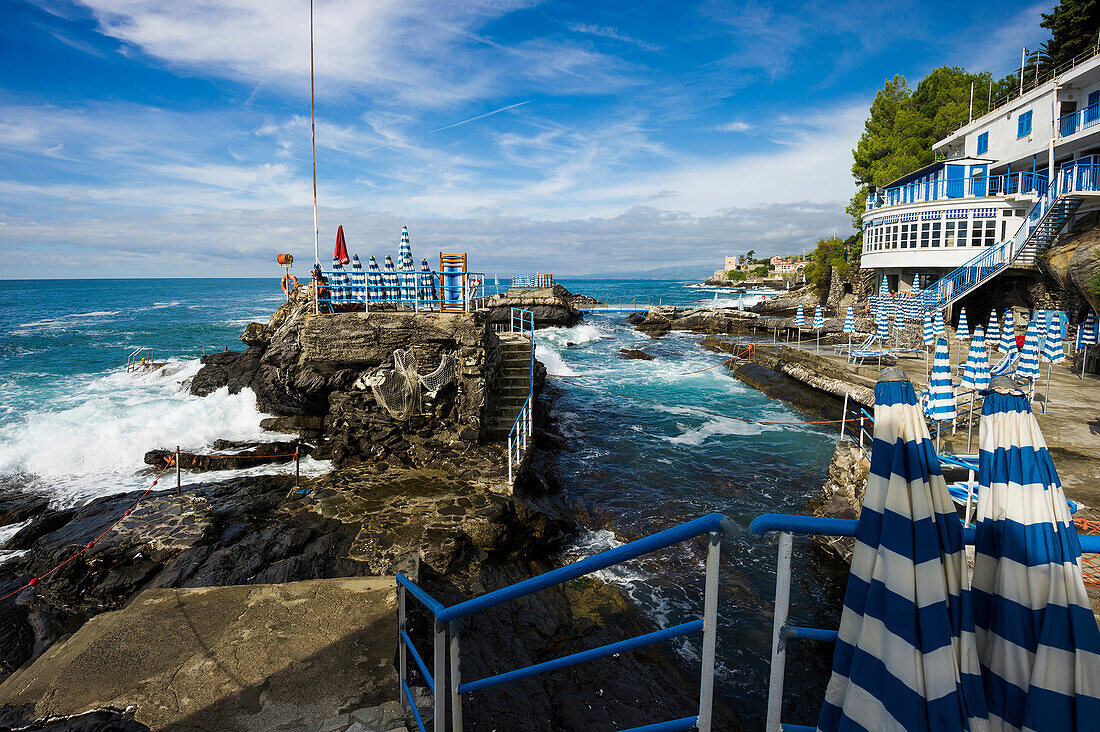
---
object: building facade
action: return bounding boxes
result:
[861,50,1100,299]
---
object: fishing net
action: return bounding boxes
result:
[368,349,456,420]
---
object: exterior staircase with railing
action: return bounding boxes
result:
[923,164,1100,312]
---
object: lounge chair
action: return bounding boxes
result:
[834,333,873,355]
[848,345,896,366]
[990,350,1020,377]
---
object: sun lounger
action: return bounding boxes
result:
[990,350,1020,377]
[834,333,873,354]
[848,348,896,366]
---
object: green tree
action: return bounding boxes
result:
[752,265,769,278]
[1041,0,1100,69]
[803,235,850,294]
[726,269,749,281]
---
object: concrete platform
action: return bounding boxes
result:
[0,578,398,732]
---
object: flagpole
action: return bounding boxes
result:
[310,0,319,269]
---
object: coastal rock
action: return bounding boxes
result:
[240,321,270,346]
[143,440,309,471]
[808,440,868,563]
[618,348,654,360]
[634,305,761,339]
[481,284,585,328]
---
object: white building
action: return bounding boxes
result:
[861,49,1100,312]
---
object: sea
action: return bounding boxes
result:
[0,277,843,727]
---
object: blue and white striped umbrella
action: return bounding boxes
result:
[382,255,399,302]
[1043,314,1065,364]
[398,226,417,305]
[795,303,804,327]
[971,380,1100,730]
[367,256,383,302]
[330,256,348,302]
[928,337,957,422]
[986,309,1000,346]
[956,307,970,341]
[417,258,436,310]
[923,311,935,346]
[1016,318,1042,380]
[1079,310,1098,348]
[933,308,945,337]
[998,310,1016,354]
[960,326,991,392]
[843,305,854,333]
[819,370,987,731]
[350,254,366,303]
[876,304,890,342]
[879,275,889,296]
[813,304,823,330]
[893,299,905,330]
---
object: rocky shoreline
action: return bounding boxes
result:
[0,285,728,731]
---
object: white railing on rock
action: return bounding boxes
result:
[506,308,535,486]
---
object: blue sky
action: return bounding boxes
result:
[0,0,1052,278]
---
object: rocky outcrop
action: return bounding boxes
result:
[481,284,586,328]
[1039,216,1100,312]
[635,305,762,339]
[807,441,868,563]
[143,440,310,471]
[618,348,653,360]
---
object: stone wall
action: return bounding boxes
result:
[808,440,869,564]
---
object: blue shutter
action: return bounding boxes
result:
[977,132,988,156]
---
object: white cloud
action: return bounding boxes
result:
[715,121,753,132]
[567,23,661,52]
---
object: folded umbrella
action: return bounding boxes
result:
[382,255,399,302]
[417,258,436,310]
[1041,314,1065,411]
[819,368,987,731]
[972,377,1100,730]
[398,226,417,305]
[350,254,366,303]
[334,225,350,265]
[367,256,383,303]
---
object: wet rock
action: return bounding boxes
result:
[259,415,325,436]
[240,321,270,347]
[807,441,868,563]
[143,441,309,471]
[618,348,654,361]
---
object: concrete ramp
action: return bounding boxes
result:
[0,577,398,732]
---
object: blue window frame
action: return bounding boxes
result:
[1017,110,1033,138]
[976,132,988,156]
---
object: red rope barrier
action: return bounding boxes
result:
[0,462,173,604]
[679,344,755,375]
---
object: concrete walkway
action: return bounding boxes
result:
[0,578,399,732]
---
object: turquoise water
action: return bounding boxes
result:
[0,277,842,726]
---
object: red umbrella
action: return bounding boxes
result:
[334,225,350,265]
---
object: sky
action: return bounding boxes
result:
[0,0,1054,279]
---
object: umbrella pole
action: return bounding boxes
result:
[1044,363,1052,413]
[966,391,976,454]
[1083,345,1088,379]
[816,329,820,353]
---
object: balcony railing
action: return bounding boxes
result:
[1058,102,1100,138]
[867,171,1049,212]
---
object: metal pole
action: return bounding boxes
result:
[1020,46,1026,96]
[434,620,446,732]
[449,621,462,731]
[309,0,319,269]
[839,394,849,440]
[764,531,794,732]
[697,531,721,732]
[295,442,301,489]
[1044,363,1053,412]
[966,391,976,453]
[969,81,974,124]
[176,446,181,497]
[859,416,865,452]
[398,586,408,709]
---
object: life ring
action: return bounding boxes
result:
[469,276,482,288]
[281,273,299,294]
[864,301,871,314]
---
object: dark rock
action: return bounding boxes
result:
[259,415,325,434]
[239,321,270,347]
[143,441,309,471]
[618,348,654,361]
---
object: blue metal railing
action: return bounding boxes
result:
[866,171,1049,212]
[750,513,1100,731]
[396,512,737,731]
[1058,102,1100,138]
[312,270,488,314]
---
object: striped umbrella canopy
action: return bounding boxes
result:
[933,309,945,337]
[795,303,805,327]
[843,305,855,333]
[1079,310,1098,347]
[956,307,970,341]
[350,254,366,303]
[417,258,436,310]
[1042,315,1065,364]
[1016,318,1042,380]
[330,256,348,302]
[893,299,905,330]
[813,304,824,330]
[382,255,400,302]
[928,337,957,423]
[398,226,417,305]
[986,309,1000,346]
[819,369,986,731]
[971,378,1100,729]
[879,275,890,296]
[998,310,1016,354]
[367,256,383,302]
[923,311,935,346]
[960,326,991,392]
[876,304,890,342]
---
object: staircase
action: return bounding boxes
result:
[487,332,533,438]
[924,164,1100,312]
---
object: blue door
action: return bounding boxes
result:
[946,165,964,198]
[970,165,987,197]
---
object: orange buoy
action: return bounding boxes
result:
[277,253,294,266]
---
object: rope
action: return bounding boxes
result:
[678,344,755,375]
[177,451,300,460]
[0,462,172,604]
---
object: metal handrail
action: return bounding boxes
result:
[396,512,737,732]
[866,171,1049,212]
[750,512,1100,731]
[506,308,536,485]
